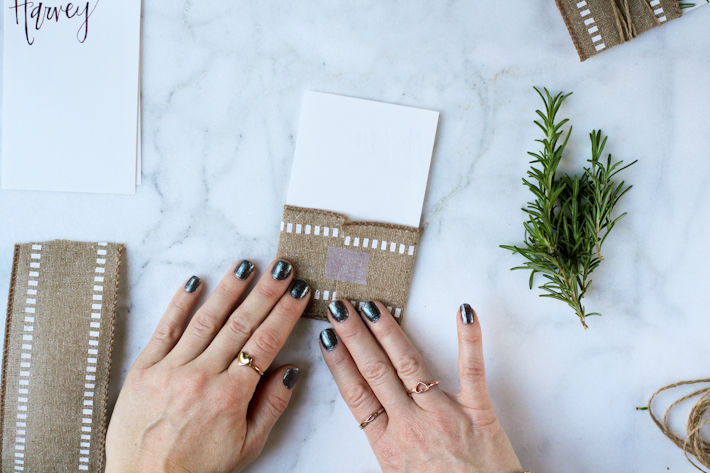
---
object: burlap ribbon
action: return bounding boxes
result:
[276,205,420,325]
[555,0,682,61]
[1,240,123,472]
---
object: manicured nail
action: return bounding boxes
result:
[361,301,380,323]
[283,368,301,390]
[272,260,292,281]
[328,300,348,322]
[320,328,338,351]
[185,276,201,293]
[290,280,310,300]
[234,260,254,280]
[461,304,475,324]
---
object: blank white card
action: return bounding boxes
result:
[287,92,439,228]
[1,0,142,194]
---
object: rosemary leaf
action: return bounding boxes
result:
[501,88,636,329]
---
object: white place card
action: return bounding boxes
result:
[2,0,142,194]
[287,91,439,228]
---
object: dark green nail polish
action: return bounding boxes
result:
[185,276,201,293]
[320,328,338,351]
[272,260,292,281]
[283,368,301,390]
[362,301,380,323]
[461,304,475,324]
[234,260,254,280]
[328,301,348,322]
[290,280,310,300]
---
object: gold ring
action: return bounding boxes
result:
[237,351,264,376]
[359,407,385,429]
[406,381,439,395]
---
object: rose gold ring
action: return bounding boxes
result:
[237,351,264,377]
[359,407,385,429]
[406,381,439,395]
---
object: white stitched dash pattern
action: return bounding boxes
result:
[576,2,605,52]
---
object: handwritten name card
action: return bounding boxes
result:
[2,0,142,194]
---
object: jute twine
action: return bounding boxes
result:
[648,379,710,472]
[609,0,660,42]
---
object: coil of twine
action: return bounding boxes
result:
[647,379,710,472]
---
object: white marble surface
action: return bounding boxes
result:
[2,2,710,471]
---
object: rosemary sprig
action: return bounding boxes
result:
[500,88,636,329]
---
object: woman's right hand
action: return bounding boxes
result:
[319,300,523,473]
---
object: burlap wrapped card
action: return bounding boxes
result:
[555,0,682,61]
[276,205,419,325]
[1,240,124,472]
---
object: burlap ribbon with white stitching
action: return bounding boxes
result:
[555,0,682,61]
[276,205,419,325]
[1,240,123,472]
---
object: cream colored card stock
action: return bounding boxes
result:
[1,0,142,194]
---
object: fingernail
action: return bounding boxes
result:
[185,276,201,293]
[290,280,310,300]
[272,260,292,281]
[234,260,254,280]
[328,300,348,322]
[461,304,475,324]
[283,368,301,390]
[361,301,380,323]
[320,328,338,351]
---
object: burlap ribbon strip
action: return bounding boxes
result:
[555,0,682,61]
[276,205,419,325]
[1,240,124,472]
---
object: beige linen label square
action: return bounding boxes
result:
[276,205,419,325]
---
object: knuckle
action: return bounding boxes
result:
[377,323,398,341]
[401,422,427,448]
[461,328,483,346]
[459,359,486,380]
[171,297,191,313]
[277,296,302,314]
[215,281,242,301]
[361,359,391,386]
[180,372,209,398]
[225,316,253,341]
[343,383,371,411]
[337,327,362,346]
[396,354,422,379]
[265,392,289,416]
[190,312,220,338]
[153,323,179,343]
[328,352,351,371]
[252,328,281,354]
[470,404,498,429]
[255,283,279,301]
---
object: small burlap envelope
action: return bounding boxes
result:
[276,205,419,325]
[555,0,682,61]
[1,240,124,472]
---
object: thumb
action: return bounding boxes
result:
[457,305,497,424]
[245,365,301,453]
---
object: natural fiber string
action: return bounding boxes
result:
[609,0,661,42]
[648,379,710,472]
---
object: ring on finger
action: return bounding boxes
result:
[237,351,264,376]
[406,381,439,395]
[359,407,385,430]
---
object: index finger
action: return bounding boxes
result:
[457,304,494,414]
